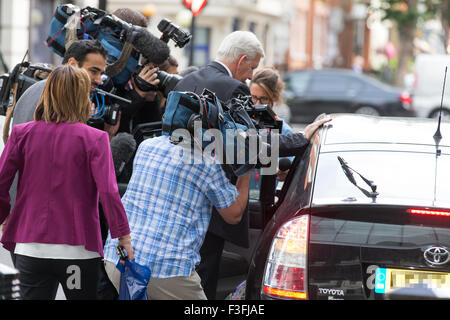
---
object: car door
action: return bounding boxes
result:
[306,72,362,117]
[283,71,312,122]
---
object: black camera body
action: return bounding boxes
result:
[228,95,283,131]
[89,76,132,127]
[158,18,192,48]
[0,62,53,116]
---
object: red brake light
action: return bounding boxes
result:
[399,91,412,106]
[408,209,450,217]
[262,215,309,300]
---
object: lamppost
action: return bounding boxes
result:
[182,0,208,66]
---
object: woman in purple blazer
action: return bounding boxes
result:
[0,65,133,300]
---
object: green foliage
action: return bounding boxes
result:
[377,0,443,29]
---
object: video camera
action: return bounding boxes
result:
[162,89,283,176]
[45,4,192,129]
[0,60,53,116]
[227,95,283,131]
[133,18,189,97]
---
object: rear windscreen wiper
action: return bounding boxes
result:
[337,156,379,199]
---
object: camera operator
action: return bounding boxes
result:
[102,133,252,300]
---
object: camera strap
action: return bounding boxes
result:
[105,28,139,78]
[2,82,19,145]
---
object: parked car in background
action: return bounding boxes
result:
[412,54,450,120]
[283,69,415,123]
[244,114,450,300]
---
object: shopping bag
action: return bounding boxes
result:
[115,247,151,300]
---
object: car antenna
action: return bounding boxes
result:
[433,66,447,155]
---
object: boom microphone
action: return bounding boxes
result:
[104,13,170,65]
[131,26,170,65]
[110,132,137,177]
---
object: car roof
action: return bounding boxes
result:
[285,69,400,92]
[311,114,450,208]
[320,114,450,152]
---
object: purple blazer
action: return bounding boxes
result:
[0,121,130,257]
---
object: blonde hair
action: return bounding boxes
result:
[251,66,285,106]
[34,65,91,124]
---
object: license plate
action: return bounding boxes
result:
[375,268,450,294]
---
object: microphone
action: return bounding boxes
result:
[278,158,292,172]
[110,133,137,177]
[131,27,170,65]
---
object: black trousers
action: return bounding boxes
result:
[197,231,225,300]
[14,254,102,300]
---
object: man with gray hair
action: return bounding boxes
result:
[175,30,264,101]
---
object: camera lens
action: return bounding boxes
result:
[104,103,120,125]
[156,71,182,97]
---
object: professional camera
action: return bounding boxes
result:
[88,75,132,129]
[132,18,190,97]
[226,95,283,131]
[0,61,53,116]
[158,18,192,48]
[47,5,174,87]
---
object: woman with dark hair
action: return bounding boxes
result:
[0,65,133,300]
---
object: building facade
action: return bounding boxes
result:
[0,0,399,75]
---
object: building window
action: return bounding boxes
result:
[249,22,255,33]
[233,18,240,31]
[185,26,210,67]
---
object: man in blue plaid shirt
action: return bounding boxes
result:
[103,135,251,299]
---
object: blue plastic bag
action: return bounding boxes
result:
[116,259,151,300]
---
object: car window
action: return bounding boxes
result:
[285,72,311,95]
[312,151,450,206]
[309,74,363,96]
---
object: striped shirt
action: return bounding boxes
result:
[103,136,238,278]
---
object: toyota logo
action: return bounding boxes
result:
[424,246,450,266]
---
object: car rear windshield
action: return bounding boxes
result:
[312,150,450,207]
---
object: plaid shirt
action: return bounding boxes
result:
[103,136,238,278]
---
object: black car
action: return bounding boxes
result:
[283,69,415,123]
[242,114,450,300]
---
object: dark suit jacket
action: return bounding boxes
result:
[174,61,251,247]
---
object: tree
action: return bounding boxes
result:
[375,0,445,86]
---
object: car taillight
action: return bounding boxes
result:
[262,215,309,300]
[408,208,450,217]
[399,91,412,108]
